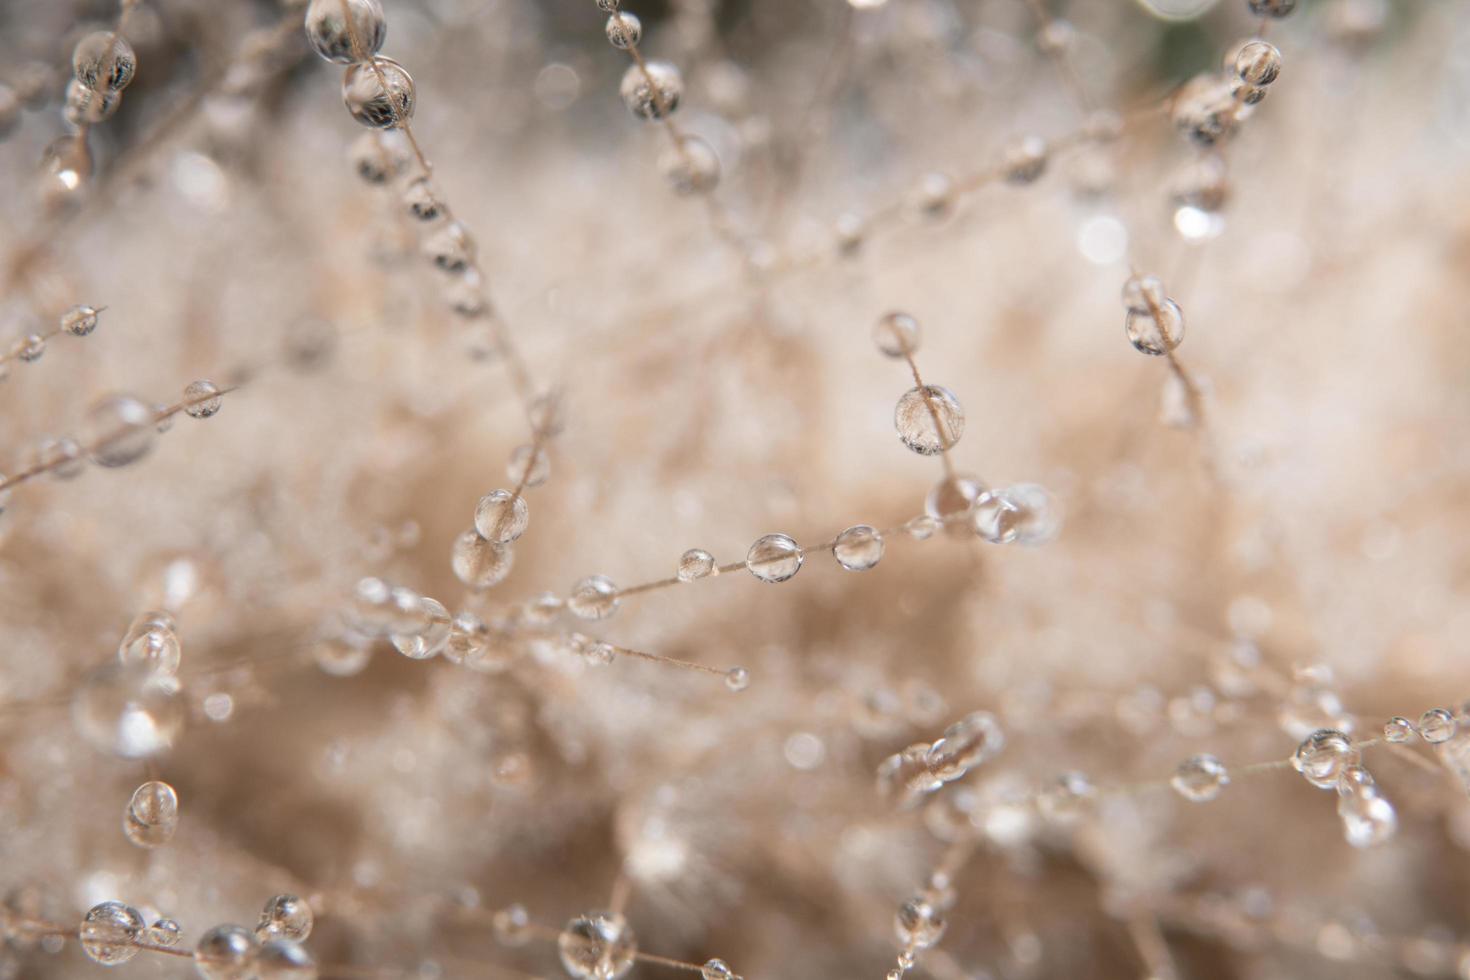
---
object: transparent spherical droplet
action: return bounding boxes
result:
[80,901,145,965]
[677,548,716,582]
[833,525,883,571]
[658,135,720,196]
[16,334,44,362]
[1419,708,1456,744]
[1383,716,1415,743]
[925,473,985,523]
[507,444,551,487]
[834,212,866,255]
[183,380,222,419]
[194,924,258,980]
[619,62,682,119]
[438,611,482,666]
[1338,788,1396,848]
[895,895,946,949]
[451,530,515,590]
[1036,771,1096,821]
[522,591,563,625]
[877,743,942,807]
[583,641,616,666]
[350,129,410,184]
[64,78,120,125]
[1121,274,1166,314]
[84,393,157,467]
[148,918,181,947]
[117,610,181,674]
[493,904,532,946]
[257,895,313,942]
[1036,18,1075,53]
[905,515,939,540]
[60,304,99,337]
[423,221,474,273]
[926,711,1005,781]
[1248,0,1296,17]
[1170,754,1229,802]
[746,533,802,583]
[390,595,451,659]
[314,631,372,676]
[474,490,529,544]
[1124,298,1185,356]
[73,32,136,92]
[1292,729,1358,789]
[557,912,637,980]
[873,312,921,359]
[995,484,1061,545]
[255,938,317,979]
[894,385,964,455]
[1233,39,1281,85]
[915,171,954,218]
[568,575,620,620]
[402,176,442,221]
[605,12,642,48]
[73,661,185,758]
[36,435,85,480]
[124,779,179,848]
[1172,73,1239,147]
[305,0,386,63]
[725,666,749,692]
[701,959,733,980]
[1002,136,1048,184]
[342,57,415,128]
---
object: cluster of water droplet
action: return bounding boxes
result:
[1292,729,1396,848]
[877,711,1006,809]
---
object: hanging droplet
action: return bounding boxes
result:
[701,959,734,980]
[474,490,529,544]
[1170,755,1230,802]
[1382,716,1415,743]
[73,32,137,92]
[254,938,317,979]
[658,135,720,196]
[1419,708,1456,744]
[568,575,620,620]
[117,610,181,675]
[1292,729,1358,790]
[725,666,750,692]
[604,12,642,48]
[873,312,921,359]
[895,895,946,949]
[305,0,387,64]
[894,385,965,455]
[451,530,515,590]
[557,912,638,980]
[619,62,682,119]
[746,533,802,583]
[677,548,716,582]
[342,57,415,128]
[493,904,532,946]
[390,595,451,659]
[194,924,259,980]
[72,661,185,758]
[925,711,1005,781]
[833,525,884,571]
[148,918,181,947]
[83,394,157,467]
[183,380,222,419]
[124,779,179,848]
[257,895,313,942]
[80,902,145,965]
